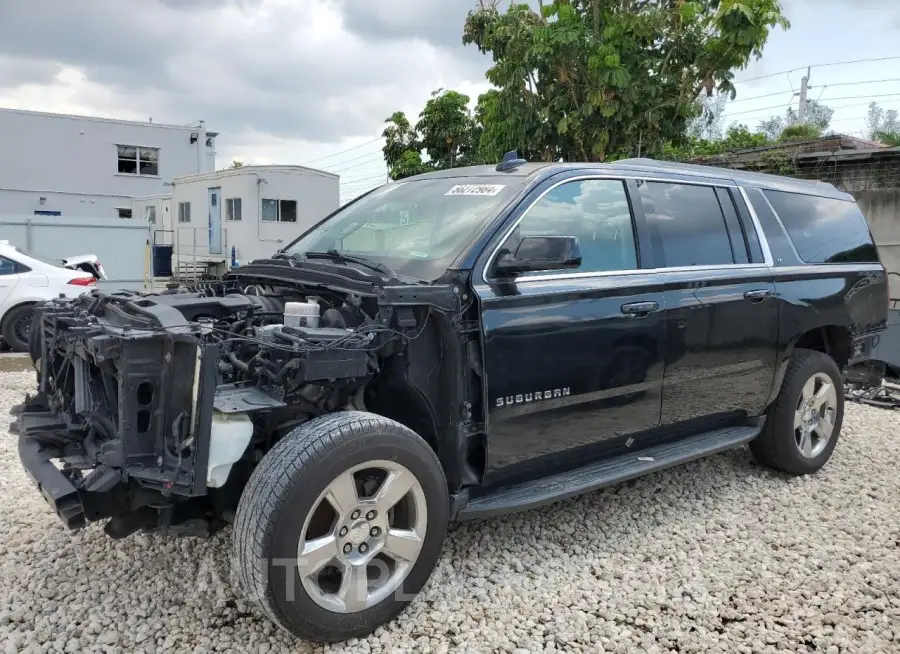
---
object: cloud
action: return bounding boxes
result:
[0,0,493,159]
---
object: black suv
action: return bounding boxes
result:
[13,156,888,642]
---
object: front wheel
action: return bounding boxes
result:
[232,412,448,643]
[750,348,845,475]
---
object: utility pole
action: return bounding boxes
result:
[797,67,810,125]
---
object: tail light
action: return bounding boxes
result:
[67,277,97,286]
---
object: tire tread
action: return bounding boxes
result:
[232,410,445,641]
[750,348,844,475]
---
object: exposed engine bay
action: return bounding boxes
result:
[12,277,470,538]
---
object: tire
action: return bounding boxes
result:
[750,348,845,475]
[2,304,35,353]
[232,411,448,643]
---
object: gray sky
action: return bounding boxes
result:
[0,0,898,202]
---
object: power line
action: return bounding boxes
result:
[325,153,386,174]
[819,92,900,103]
[300,136,381,165]
[728,77,900,106]
[729,89,794,104]
[812,77,900,89]
[340,173,388,187]
[320,149,384,171]
[725,102,794,118]
[725,93,900,118]
[733,55,900,85]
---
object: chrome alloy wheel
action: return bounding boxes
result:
[794,372,838,459]
[297,460,427,613]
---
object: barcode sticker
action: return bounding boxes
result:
[445,184,506,196]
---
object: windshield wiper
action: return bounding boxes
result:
[299,250,398,279]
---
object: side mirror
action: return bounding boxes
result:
[494,236,582,276]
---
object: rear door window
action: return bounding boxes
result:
[636,182,735,267]
[762,191,879,264]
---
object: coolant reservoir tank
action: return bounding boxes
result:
[284,297,320,328]
[207,411,254,488]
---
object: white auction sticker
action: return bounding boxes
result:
[444,184,506,196]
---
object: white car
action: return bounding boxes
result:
[0,241,107,352]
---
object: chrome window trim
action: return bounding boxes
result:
[756,188,804,263]
[481,173,763,285]
[473,261,882,289]
[476,263,769,286]
[736,186,775,267]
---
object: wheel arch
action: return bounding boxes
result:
[768,324,852,410]
[792,325,852,370]
[0,299,37,326]
[364,375,440,455]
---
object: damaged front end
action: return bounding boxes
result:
[10,282,397,538]
[13,293,223,536]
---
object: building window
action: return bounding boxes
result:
[226,198,242,221]
[178,202,191,223]
[262,198,297,223]
[34,210,61,216]
[117,208,133,219]
[145,206,157,224]
[117,145,159,176]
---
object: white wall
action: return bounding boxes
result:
[0,214,149,290]
[167,166,340,264]
[0,109,216,218]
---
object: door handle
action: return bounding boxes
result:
[743,289,773,302]
[621,301,659,317]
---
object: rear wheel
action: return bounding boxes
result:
[233,412,448,643]
[750,348,844,475]
[2,304,35,353]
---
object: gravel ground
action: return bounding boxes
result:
[1,370,899,654]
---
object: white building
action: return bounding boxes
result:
[133,165,340,275]
[0,108,217,218]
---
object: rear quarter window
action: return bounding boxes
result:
[762,190,879,264]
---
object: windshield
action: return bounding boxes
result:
[282,177,522,281]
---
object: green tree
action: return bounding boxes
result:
[777,123,822,142]
[382,112,422,180]
[866,102,900,144]
[416,89,476,168]
[663,123,770,160]
[758,99,833,140]
[382,89,492,179]
[686,94,729,141]
[463,0,788,161]
[229,160,244,169]
[392,150,430,180]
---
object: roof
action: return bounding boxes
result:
[611,158,852,200]
[172,164,338,184]
[0,106,219,137]
[403,163,554,181]
[401,158,852,201]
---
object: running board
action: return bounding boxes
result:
[458,424,761,520]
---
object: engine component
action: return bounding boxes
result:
[284,298,320,328]
[320,307,347,329]
[207,411,254,487]
[283,326,356,343]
